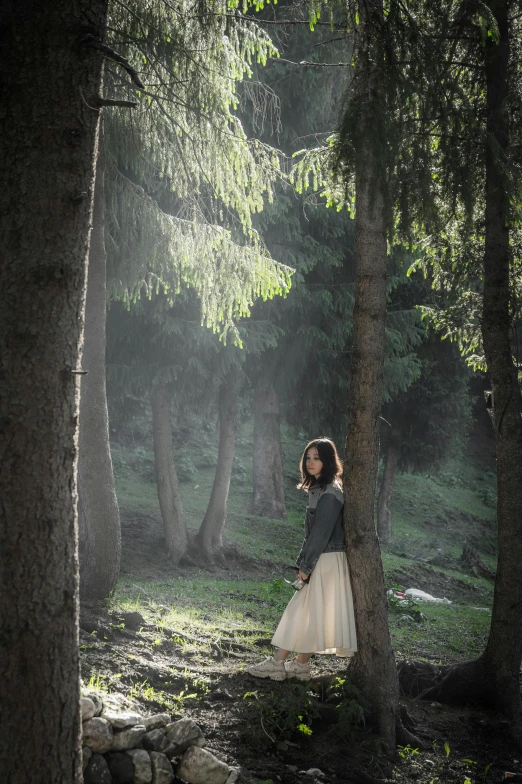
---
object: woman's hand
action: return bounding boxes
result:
[298,570,309,581]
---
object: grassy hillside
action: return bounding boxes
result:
[109,415,497,663]
[77,415,509,783]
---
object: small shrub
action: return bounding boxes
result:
[387,589,426,623]
[233,455,248,482]
[247,676,367,743]
[195,447,218,468]
[177,455,198,481]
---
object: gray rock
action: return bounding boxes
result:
[208,689,234,702]
[304,769,325,778]
[102,709,143,729]
[165,718,204,756]
[106,752,135,784]
[150,751,175,784]
[226,768,241,784]
[143,728,169,753]
[84,693,104,717]
[82,746,93,773]
[120,611,145,630]
[128,749,153,784]
[176,746,229,784]
[111,724,147,751]
[81,697,96,721]
[82,717,114,753]
[84,753,112,784]
[144,713,171,731]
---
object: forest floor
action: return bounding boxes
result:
[81,415,520,784]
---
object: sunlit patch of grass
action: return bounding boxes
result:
[390,601,491,661]
[111,576,289,634]
[84,673,110,693]
[381,551,494,595]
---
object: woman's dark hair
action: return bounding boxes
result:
[298,437,343,491]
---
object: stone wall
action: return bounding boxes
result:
[81,694,240,784]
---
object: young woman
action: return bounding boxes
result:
[246,437,357,681]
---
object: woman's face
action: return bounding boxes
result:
[306,447,323,478]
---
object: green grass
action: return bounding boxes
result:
[389,601,491,660]
[113,575,290,632]
[110,420,497,664]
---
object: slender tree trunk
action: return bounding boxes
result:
[341,0,413,755]
[399,1,522,739]
[0,2,108,781]
[376,427,401,544]
[197,376,240,564]
[78,133,121,601]
[151,385,188,565]
[249,385,287,520]
[480,2,522,728]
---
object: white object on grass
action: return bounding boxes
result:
[405,588,452,604]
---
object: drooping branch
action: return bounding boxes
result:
[80,33,145,88]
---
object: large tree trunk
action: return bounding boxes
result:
[376,427,401,544]
[0,2,108,781]
[249,385,287,520]
[78,135,122,601]
[151,385,188,564]
[196,376,240,564]
[341,0,413,755]
[399,0,522,739]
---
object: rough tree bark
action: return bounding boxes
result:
[0,2,108,781]
[376,427,401,544]
[399,0,522,740]
[478,0,522,729]
[151,385,188,565]
[342,0,415,755]
[249,385,287,520]
[78,134,122,601]
[196,376,240,564]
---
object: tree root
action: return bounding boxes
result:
[397,657,484,703]
[397,656,522,750]
[395,718,426,751]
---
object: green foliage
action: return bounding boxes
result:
[106,169,292,344]
[398,745,420,759]
[387,591,426,624]
[382,328,473,473]
[245,676,366,741]
[104,0,294,341]
[287,0,522,376]
[177,454,198,482]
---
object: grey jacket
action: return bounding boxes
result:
[296,481,346,576]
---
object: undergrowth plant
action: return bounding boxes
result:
[243,676,367,742]
[387,588,426,623]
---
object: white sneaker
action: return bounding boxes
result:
[284,659,311,681]
[245,657,286,681]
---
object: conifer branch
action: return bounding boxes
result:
[95,97,138,108]
[278,58,352,68]
[80,33,145,89]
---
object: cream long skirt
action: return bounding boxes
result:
[271,551,358,657]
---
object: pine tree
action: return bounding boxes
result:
[399,0,522,737]
[285,0,458,752]
[79,1,293,595]
[377,333,472,543]
[0,1,108,779]
[79,136,122,600]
